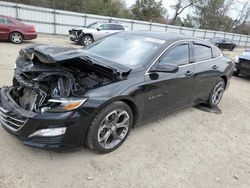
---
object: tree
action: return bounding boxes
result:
[171,0,195,25]
[229,1,249,33]
[182,14,194,27]
[131,0,166,22]
[192,0,234,30]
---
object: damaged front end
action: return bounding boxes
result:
[8,45,130,114]
[0,45,131,148]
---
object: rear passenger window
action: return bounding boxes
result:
[110,24,125,30]
[160,44,189,66]
[193,44,212,61]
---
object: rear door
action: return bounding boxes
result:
[0,16,10,40]
[142,41,195,120]
[191,42,221,102]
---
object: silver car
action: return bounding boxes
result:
[69,21,129,46]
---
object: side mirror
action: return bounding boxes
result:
[150,63,179,73]
[97,27,101,31]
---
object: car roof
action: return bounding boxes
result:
[0,15,13,19]
[95,21,123,25]
[120,31,195,42]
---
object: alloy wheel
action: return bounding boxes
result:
[97,109,130,149]
[211,81,224,105]
[83,37,93,46]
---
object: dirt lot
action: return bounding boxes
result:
[0,35,250,188]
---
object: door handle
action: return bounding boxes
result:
[212,65,219,69]
[185,71,193,77]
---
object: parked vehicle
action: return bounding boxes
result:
[0,15,37,44]
[0,32,234,153]
[210,37,236,51]
[69,21,128,46]
[234,49,250,76]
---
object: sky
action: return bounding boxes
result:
[124,0,249,20]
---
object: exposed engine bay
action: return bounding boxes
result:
[9,45,125,113]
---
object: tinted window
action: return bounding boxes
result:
[0,16,6,24]
[193,44,212,61]
[224,38,232,43]
[160,44,189,66]
[109,24,125,30]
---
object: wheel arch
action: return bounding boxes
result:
[221,75,227,87]
[119,98,139,128]
[88,96,140,129]
[82,33,94,40]
[8,31,24,40]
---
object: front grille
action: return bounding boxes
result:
[69,30,81,36]
[0,107,28,131]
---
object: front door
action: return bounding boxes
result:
[142,42,195,121]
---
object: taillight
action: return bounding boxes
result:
[29,26,36,32]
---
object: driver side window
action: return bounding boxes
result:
[98,24,111,30]
[160,44,189,66]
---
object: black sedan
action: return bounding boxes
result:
[0,31,234,153]
[210,37,236,51]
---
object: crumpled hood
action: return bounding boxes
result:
[19,44,131,78]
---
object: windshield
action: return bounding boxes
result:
[84,34,165,68]
[86,22,99,29]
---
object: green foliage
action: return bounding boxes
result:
[192,0,234,31]
[131,0,167,22]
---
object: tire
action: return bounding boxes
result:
[81,35,93,46]
[86,101,133,154]
[233,70,240,76]
[208,78,225,107]
[229,45,235,51]
[9,32,23,44]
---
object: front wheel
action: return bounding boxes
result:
[86,101,133,153]
[208,78,225,107]
[81,35,93,46]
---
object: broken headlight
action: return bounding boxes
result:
[41,98,88,113]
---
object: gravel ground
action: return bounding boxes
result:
[0,35,250,188]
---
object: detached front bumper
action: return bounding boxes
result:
[0,87,90,149]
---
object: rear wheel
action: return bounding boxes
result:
[229,45,235,51]
[81,35,93,46]
[9,32,23,44]
[86,101,133,153]
[208,78,225,107]
[233,69,240,76]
